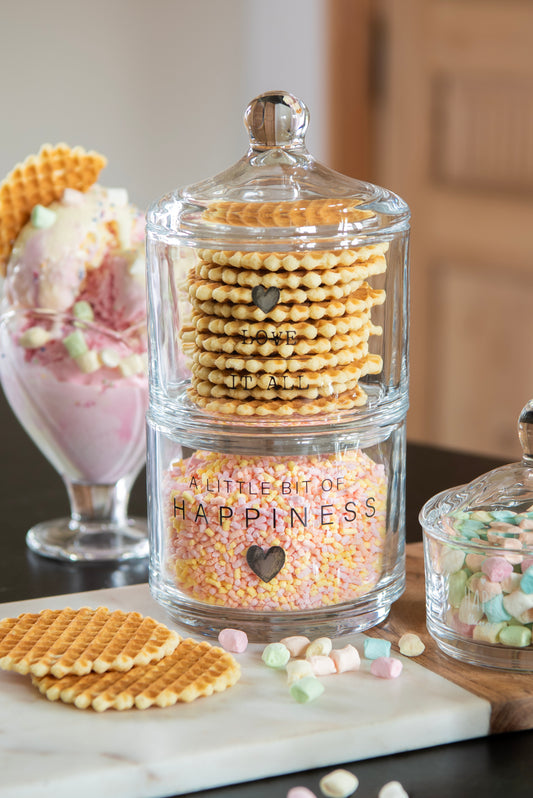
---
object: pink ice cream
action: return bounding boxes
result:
[0,185,148,484]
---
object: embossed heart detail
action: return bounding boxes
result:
[251,285,280,314]
[246,545,286,582]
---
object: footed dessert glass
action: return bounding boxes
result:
[0,308,149,561]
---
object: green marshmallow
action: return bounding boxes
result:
[290,676,325,704]
[458,520,487,537]
[261,642,290,668]
[469,511,493,523]
[499,625,532,647]
[491,510,519,524]
[73,301,94,322]
[30,204,57,229]
[448,570,468,608]
[63,330,88,358]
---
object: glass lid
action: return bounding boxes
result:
[420,400,533,542]
[147,90,410,250]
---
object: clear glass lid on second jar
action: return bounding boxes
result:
[146,91,410,429]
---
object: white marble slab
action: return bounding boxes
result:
[0,584,491,798]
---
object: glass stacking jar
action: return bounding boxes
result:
[146,91,410,640]
[421,400,533,671]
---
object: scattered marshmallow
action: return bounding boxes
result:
[262,642,290,668]
[307,655,336,677]
[287,788,317,798]
[370,657,403,679]
[363,638,391,660]
[217,628,248,654]
[330,644,360,673]
[398,633,425,657]
[319,768,359,797]
[286,659,314,686]
[290,676,324,703]
[378,781,409,798]
[306,637,333,657]
[280,635,311,658]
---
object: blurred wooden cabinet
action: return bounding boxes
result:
[329,0,533,459]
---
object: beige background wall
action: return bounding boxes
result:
[0,0,327,209]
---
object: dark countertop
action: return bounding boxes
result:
[1,387,528,798]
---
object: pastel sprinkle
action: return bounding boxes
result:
[363,638,391,660]
[290,676,325,703]
[262,642,290,668]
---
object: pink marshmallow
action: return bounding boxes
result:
[370,656,403,679]
[522,557,533,573]
[481,556,514,582]
[217,628,248,653]
[307,655,336,677]
[287,788,317,798]
[330,644,361,673]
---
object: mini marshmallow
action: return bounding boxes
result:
[499,625,532,647]
[287,788,317,798]
[18,326,52,348]
[472,622,507,644]
[262,642,290,668]
[62,187,84,205]
[290,675,324,703]
[467,573,502,601]
[280,635,310,658]
[286,659,314,686]
[481,556,513,582]
[319,769,359,798]
[75,350,100,373]
[458,594,483,625]
[99,348,121,368]
[217,628,248,653]
[119,353,144,377]
[448,570,468,608]
[439,548,465,574]
[482,593,512,624]
[378,781,409,798]
[370,657,403,679]
[63,330,88,358]
[501,572,522,593]
[330,644,360,673]
[307,655,336,677]
[502,589,533,622]
[398,633,425,657]
[465,552,486,572]
[305,637,332,657]
[363,638,391,660]
[520,565,533,594]
[73,300,94,322]
[30,204,56,228]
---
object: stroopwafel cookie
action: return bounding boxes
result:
[194,253,387,288]
[187,385,369,416]
[197,243,388,271]
[32,638,240,711]
[0,607,180,678]
[201,198,373,227]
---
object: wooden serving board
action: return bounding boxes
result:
[367,543,533,734]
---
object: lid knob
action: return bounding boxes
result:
[244,91,309,149]
[518,400,533,461]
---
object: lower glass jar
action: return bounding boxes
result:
[147,413,406,641]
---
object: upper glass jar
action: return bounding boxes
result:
[146,91,410,432]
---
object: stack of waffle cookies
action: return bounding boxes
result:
[0,607,240,711]
[183,227,388,417]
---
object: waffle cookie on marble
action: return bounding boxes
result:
[32,638,241,711]
[0,607,180,678]
[0,143,107,274]
[183,236,387,416]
